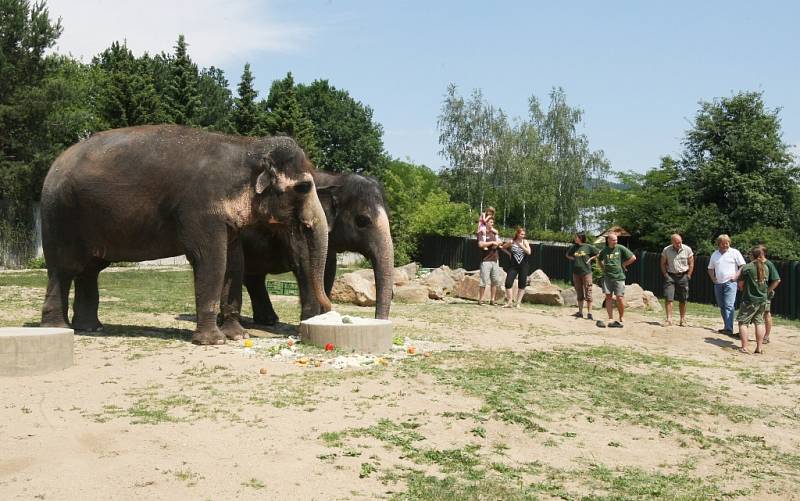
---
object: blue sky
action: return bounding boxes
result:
[48,0,800,174]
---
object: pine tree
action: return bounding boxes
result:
[231,63,260,135]
[196,66,234,132]
[165,35,201,125]
[261,72,319,160]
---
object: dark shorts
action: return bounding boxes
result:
[601,277,625,297]
[572,272,593,302]
[664,272,689,302]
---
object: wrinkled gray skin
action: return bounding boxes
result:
[40,125,330,345]
[241,170,393,323]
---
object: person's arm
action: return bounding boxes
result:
[732,250,745,281]
[768,278,781,293]
[477,233,490,249]
[622,255,637,271]
[522,240,532,255]
[707,255,717,283]
[687,254,695,278]
[660,254,668,277]
[565,245,574,261]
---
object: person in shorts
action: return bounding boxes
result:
[477,217,503,305]
[757,245,781,344]
[660,234,694,326]
[596,233,636,328]
[566,232,598,319]
[736,246,770,354]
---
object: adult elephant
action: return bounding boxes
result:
[40,125,330,345]
[241,170,393,323]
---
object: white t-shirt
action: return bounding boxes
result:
[707,248,745,283]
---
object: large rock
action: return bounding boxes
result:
[643,290,663,312]
[454,274,481,301]
[350,267,409,286]
[449,267,466,283]
[330,272,376,306]
[560,284,605,309]
[522,282,564,306]
[527,269,551,285]
[621,283,645,309]
[422,266,457,300]
[398,262,419,279]
[394,283,429,304]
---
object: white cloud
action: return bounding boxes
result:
[45,0,312,65]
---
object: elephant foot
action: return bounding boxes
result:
[253,313,279,326]
[221,318,248,341]
[41,318,71,329]
[72,318,104,332]
[192,326,226,345]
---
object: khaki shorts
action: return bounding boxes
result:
[479,261,502,287]
[737,301,767,325]
[601,277,625,297]
[765,290,775,313]
[573,273,593,302]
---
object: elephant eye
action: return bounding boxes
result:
[293,181,312,194]
[355,214,371,228]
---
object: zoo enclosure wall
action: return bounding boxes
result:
[415,235,800,320]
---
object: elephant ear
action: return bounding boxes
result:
[314,175,342,230]
[255,155,277,194]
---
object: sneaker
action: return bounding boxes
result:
[609,321,623,328]
[587,313,594,321]
[596,320,606,328]
[571,311,583,318]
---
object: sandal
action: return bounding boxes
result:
[763,336,770,344]
[502,303,512,308]
[737,347,749,354]
[609,321,623,328]
[587,313,594,320]
[571,311,583,318]
[754,349,764,355]
[596,320,606,328]
[679,319,686,327]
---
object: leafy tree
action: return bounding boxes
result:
[0,0,69,248]
[164,35,200,125]
[295,79,385,174]
[231,63,261,136]
[380,158,472,265]
[681,91,799,237]
[261,72,319,160]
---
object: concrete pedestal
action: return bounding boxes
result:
[299,320,393,353]
[0,327,74,377]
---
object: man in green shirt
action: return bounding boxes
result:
[736,246,770,354]
[758,245,782,344]
[596,233,637,328]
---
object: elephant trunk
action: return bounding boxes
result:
[370,207,394,320]
[299,186,332,314]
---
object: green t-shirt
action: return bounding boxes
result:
[598,244,634,281]
[765,259,780,283]
[567,243,599,275]
[740,262,769,304]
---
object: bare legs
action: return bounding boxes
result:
[739,323,766,353]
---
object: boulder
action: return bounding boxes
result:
[330,272,376,306]
[527,269,551,285]
[449,267,467,283]
[393,268,410,286]
[560,284,605,309]
[394,283,429,304]
[352,268,375,282]
[643,290,663,313]
[398,262,419,279]
[453,274,481,301]
[622,283,646,309]
[522,282,564,306]
[422,267,457,300]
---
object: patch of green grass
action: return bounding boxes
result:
[399,347,764,438]
[241,478,265,489]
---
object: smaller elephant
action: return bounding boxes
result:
[242,170,394,324]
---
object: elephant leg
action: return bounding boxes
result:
[219,236,247,341]
[72,261,108,332]
[41,268,74,328]
[324,250,337,298]
[245,273,278,325]
[187,232,227,346]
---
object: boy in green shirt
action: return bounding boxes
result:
[596,233,636,328]
[565,232,599,319]
[759,246,782,344]
[736,246,770,354]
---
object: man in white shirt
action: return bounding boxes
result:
[707,234,745,336]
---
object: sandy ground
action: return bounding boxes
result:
[1,293,799,500]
